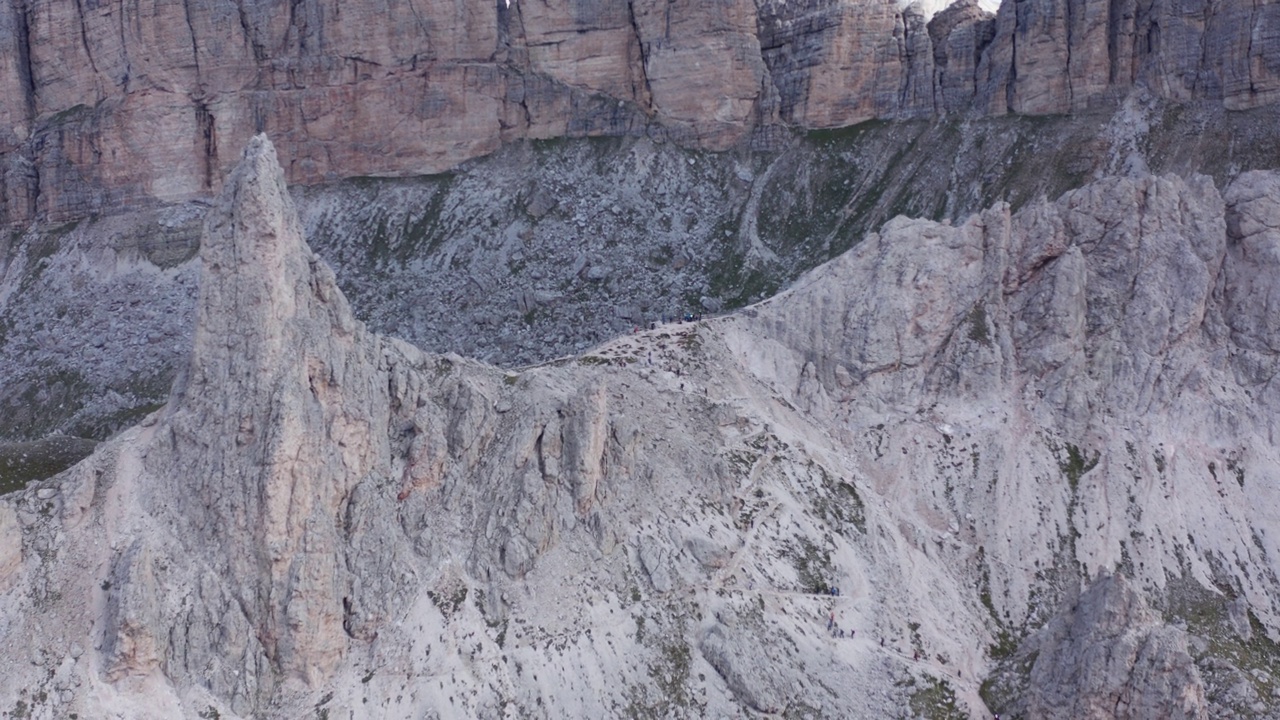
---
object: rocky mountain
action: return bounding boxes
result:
[2,128,1279,718]
[3,0,1280,455]
[6,94,1280,456]
[1,0,1280,717]
[1,0,1278,225]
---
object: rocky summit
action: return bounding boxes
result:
[2,126,1279,718]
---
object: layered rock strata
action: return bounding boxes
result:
[2,136,1279,717]
[2,0,1279,225]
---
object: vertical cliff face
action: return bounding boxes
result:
[1,0,1277,226]
[978,0,1280,114]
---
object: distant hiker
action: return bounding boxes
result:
[880,638,884,648]
[913,652,918,661]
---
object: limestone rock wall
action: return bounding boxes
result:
[2,0,1278,225]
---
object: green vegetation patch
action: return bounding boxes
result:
[809,462,867,535]
[1055,442,1098,492]
[706,226,781,309]
[427,584,469,619]
[979,649,1037,720]
[975,546,1019,659]
[44,104,91,126]
[904,675,967,720]
[968,304,992,345]
[786,536,835,594]
[1163,576,1280,703]
[350,174,456,268]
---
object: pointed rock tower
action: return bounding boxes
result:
[158,135,391,687]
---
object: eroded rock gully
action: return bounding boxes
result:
[0,135,1277,718]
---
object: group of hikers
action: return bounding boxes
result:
[818,584,995,717]
[827,609,854,639]
[636,311,704,332]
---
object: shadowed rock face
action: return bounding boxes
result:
[1023,575,1208,720]
[2,0,1279,224]
[0,137,1277,718]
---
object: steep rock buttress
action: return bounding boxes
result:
[155,135,389,688]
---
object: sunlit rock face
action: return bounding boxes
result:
[2,0,1277,224]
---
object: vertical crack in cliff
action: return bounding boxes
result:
[180,0,202,85]
[897,8,929,114]
[234,0,266,64]
[1195,4,1211,96]
[13,0,37,120]
[975,14,998,101]
[1246,0,1260,97]
[1064,0,1075,107]
[112,0,134,92]
[185,0,209,184]
[625,0,654,111]
[504,0,534,131]
[405,0,431,52]
[196,101,217,191]
[287,0,309,54]
[898,9,913,110]
[1006,6,1018,113]
[70,0,101,79]
[1106,0,1121,84]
